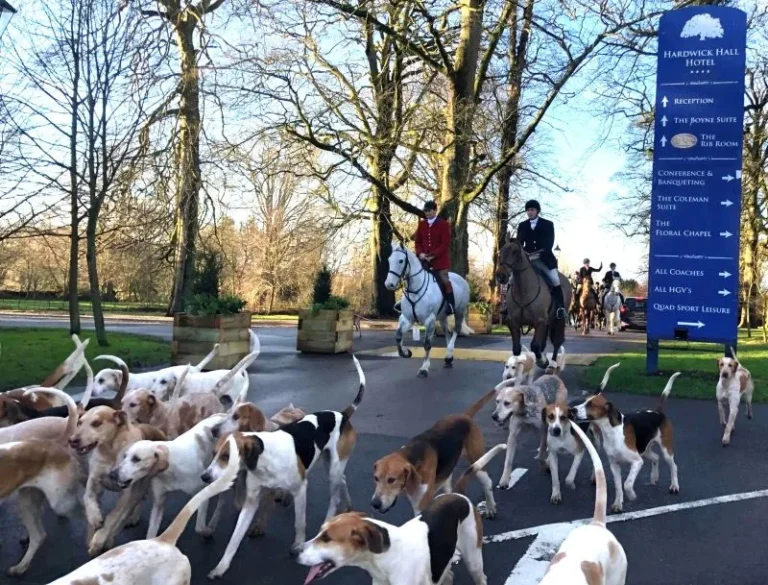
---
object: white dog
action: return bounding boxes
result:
[539,419,627,585]
[92,331,260,401]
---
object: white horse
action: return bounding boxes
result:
[603,279,623,335]
[385,243,472,377]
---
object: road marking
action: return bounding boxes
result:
[488,488,768,585]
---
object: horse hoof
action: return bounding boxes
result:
[444,357,454,368]
[417,370,428,378]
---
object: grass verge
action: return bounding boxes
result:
[0,327,170,391]
[580,331,768,402]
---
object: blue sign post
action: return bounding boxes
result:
[646,6,747,373]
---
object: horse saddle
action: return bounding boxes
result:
[527,253,557,291]
[421,262,449,299]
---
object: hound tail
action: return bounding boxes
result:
[195,344,220,371]
[249,330,261,357]
[41,335,90,388]
[94,355,130,403]
[79,360,95,409]
[170,365,192,401]
[465,388,497,418]
[597,363,621,394]
[570,417,607,526]
[342,356,366,418]
[156,435,239,546]
[555,346,566,372]
[657,372,681,413]
[211,350,259,400]
[454,444,507,494]
[24,387,78,440]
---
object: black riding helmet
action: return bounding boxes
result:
[610,262,616,269]
[423,200,437,211]
[525,199,541,212]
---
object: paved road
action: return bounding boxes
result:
[3,317,762,584]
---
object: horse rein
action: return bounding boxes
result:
[390,248,431,316]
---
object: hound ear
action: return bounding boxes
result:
[541,407,548,425]
[152,446,170,474]
[113,410,129,427]
[352,522,391,554]
[716,359,722,371]
[242,435,264,471]
[404,464,422,494]
[147,395,157,407]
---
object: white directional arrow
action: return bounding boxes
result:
[722,175,735,182]
[720,231,732,238]
[660,136,668,147]
[721,200,734,207]
[718,289,731,297]
[662,96,669,107]
[677,320,705,328]
[719,271,732,278]
[661,115,668,127]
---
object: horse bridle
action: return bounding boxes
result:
[389,248,430,312]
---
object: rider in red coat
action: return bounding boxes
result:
[414,200,455,315]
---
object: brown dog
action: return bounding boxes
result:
[371,389,499,518]
[69,405,166,553]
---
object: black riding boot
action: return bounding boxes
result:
[445,291,456,316]
[551,285,566,320]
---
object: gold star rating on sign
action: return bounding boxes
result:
[690,70,712,74]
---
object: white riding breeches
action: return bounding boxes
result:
[532,258,560,287]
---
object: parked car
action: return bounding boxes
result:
[620,296,647,331]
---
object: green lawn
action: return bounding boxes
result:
[0,327,171,391]
[0,298,166,314]
[581,331,768,402]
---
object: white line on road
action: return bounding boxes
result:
[488,488,768,585]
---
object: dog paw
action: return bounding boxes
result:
[722,438,730,447]
[289,542,303,557]
[208,567,227,580]
[624,489,637,501]
[7,564,28,577]
[669,485,680,495]
[496,478,511,490]
[197,526,215,541]
[565,480,576,490]
[248,525,266,538]
[476,501,496,519]
[611,503,623,513]
[550,494,562,505]
[417,370,428,378]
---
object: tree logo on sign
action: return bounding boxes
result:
[681,14,724,41]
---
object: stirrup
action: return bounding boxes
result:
[555,307,566,320]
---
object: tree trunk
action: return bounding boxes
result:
[68,32,81,336]
[168,19,202,315]
[489,1,531,299]
[86,213,107,345]
[371,191,395,316]
[439,0,485,277]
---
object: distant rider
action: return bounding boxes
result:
[414,200,455,315]
[514,199,566,320]
[602,262,625,305]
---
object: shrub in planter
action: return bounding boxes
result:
[297,268,354,354]
[172,292,252,371]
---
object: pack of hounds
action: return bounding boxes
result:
[0,333,754,584]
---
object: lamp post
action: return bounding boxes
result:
[0,0,17,41]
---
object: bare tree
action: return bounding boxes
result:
[1,0,153,343]
[306,0,691,275]
[123,0,231,315]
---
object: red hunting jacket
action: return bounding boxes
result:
[415,217,451,271]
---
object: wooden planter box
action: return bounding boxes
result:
[297,309,354,354]
[467,306,493,334]
[172,312,252,370]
